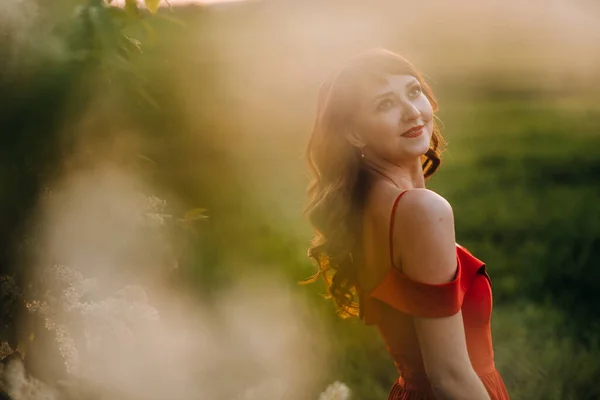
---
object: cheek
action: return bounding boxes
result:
[426,119,434,137]
[418,98,435,138]
[361,113,399,142]
[419,97,434,121]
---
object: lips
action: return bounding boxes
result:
[401,125,424,138]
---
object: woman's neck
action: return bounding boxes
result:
[364,156,425,189]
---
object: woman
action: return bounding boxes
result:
[303,49,510,399]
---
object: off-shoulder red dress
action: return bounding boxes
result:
[358,190,510,399]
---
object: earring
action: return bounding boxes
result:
[360,146,366,160]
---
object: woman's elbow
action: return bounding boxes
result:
[428,364,471,385]
[427,367,490,400]
[429,375,465,399]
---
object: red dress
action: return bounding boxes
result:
[358,190,510,399]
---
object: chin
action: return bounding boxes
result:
[395,145,429,162]
[409,137,432,157]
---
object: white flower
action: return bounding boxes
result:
[0,341,13,360]
[319,381,351,400]
[2,357,59,400]
[235,379,285,400]
[26,265,161,378]
[51,264,84,286]
[53,324,79,376]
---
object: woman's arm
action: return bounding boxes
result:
[393,189,491,400]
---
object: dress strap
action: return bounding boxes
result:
[359,189,408,323]
[360,188,489,319]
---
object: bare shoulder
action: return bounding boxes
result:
[394,188,453,224]
[392,189,456,284]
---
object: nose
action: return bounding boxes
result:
[400,101,421,122]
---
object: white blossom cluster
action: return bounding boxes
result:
[233,379,285,400]
[0,341,13,360]
[22,192,173,379]
[138,195,171,228]
[318,381,352,400]
[140,195,167,214]
[25,298,80,375]
[25,264,160,378]
[13,185,326,400]
[1,357,59,400]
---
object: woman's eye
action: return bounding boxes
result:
[409,87,422,98]
[377,99,394,111]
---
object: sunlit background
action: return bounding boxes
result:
[1,0,599,399]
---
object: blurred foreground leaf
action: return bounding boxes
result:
[144,0,161,14]
[183,208,209,222]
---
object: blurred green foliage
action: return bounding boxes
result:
[1,1,599,399]
[0,0,177,362]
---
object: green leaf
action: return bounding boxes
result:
[144,0,161,14]
[155,13,187,28]
[184,208,209,222]
[125,0,140,18]
[124,35,143,53]
[107,7,129,23]
[141,20,157,46]
[135,154,158,173]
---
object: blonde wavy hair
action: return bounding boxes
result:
[302,49,446,318]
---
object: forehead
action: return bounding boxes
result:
[366,74,419,96]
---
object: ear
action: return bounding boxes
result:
[345,129,365,149]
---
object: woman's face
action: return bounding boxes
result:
[351,74,434,162]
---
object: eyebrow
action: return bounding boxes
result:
[371,78,420,103]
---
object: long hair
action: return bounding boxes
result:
[302,49,446,318]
